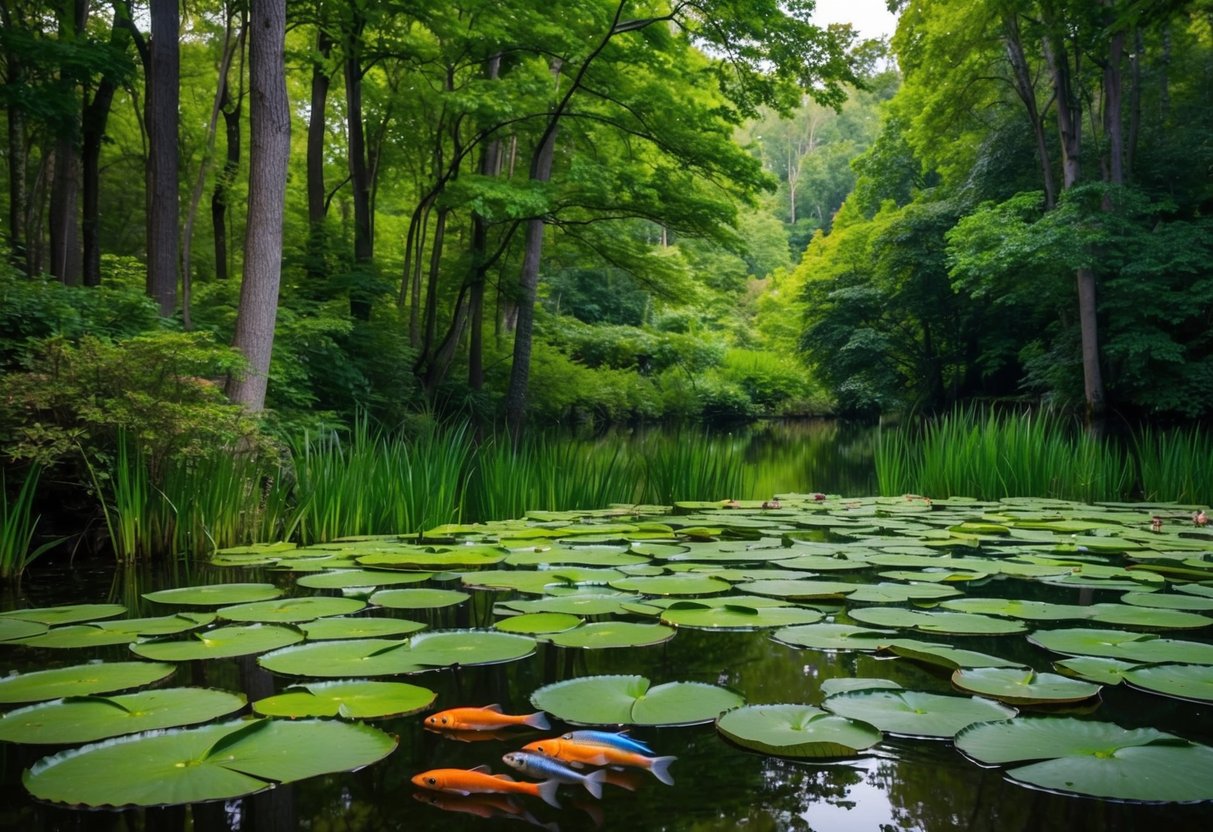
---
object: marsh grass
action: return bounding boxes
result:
[83,433,155,563]
[875,409,1132,502]
[1136,427,1213,504]
[638,431,752,505]
[0,465,62,581]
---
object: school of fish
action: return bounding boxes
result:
[412,704,676,816]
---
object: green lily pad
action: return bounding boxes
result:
[939,598,1094,621]
[1084,603,1212,630]
[1052,656,1137,685]
[130,625,304,662]
[716,704,881,758]
[252,680,436,718]
[494,613,583,634]
[954,717,1213,802]
[506,547,647,567]
[843,583,962,604]
[737,579,859,601]
[22,718,397,807]
[460,570,574,593]
[357,547,507,569]
[1177,583,1213,599]
[298,617,426,640]
[1028,628,1213,665]
[880,639,1026,670]
[819,678,903,696]
[0,604,128,625]
[0,687,247,744]
[258,630,536,677]
[295,570,432,589]
[500,593,642,617]
[772,623,894,652]
[95,613,217,636]
[0,661,176,704]
[1122,664,1213,704]
[607,575,733,596]
[0,619,47,642]
[951,667,1102,705]
[823,690,1017,739]
[848,608,1027,636]
[530,674,743,726]
[1120,592,1213,612]
[544,622,676,649]
[369,588,469,610]
[661,603,823,630]
[217,596,367,623]
[16,625,143,649]
[143,584,284,607]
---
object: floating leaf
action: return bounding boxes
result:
[16,625,142,649]
[954,717,1213,802]
[737,579,859,601]
[1084,604,1212,630]
[939,598,1094,621]
[506,547,647,567]
[1052,656,1137,685]
[543,622,676,649]
[0,688,247,744]
[843,583,962,604]
[299,617,426,641]
[0,604,128,625]
[661,603,823,630]
[772,623,893,652]
[951,667,1101,705]
[608,575,732,596]
[494,613,583,634]
[143,584,283,607]
[716,704,881,758]
[1122,664,1213,704]
[131,625,303,662]
[880,639,1025,670]
[823,690,1016,739]
[0,619,47,642]
[252,680,435,718]
[259,630,536,677]
[218,597,367,623]
[0,662,176,704]
[357,547,506,569]
[1028,628,1213,665]
[296,570,432,589]
[369,588,469,610]
[531,675,743,726]
[1120,592,1213,612]
[95,613,216,636]
[500,593,641,617]
[819,678,902,697]
[22,718,397,807]
[849,608,1027,636]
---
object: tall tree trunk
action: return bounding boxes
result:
[2,2,28,272]
[227,0,289,413]
[212,82,243,281]
[147,0,180,316]
[306,28,333,281]
[467,55,503,392]
[343,7,372,319]
[1126,28,1141,181]
[1003,13,1056,208]
[1103,27,1125,189]
[82,77,120,287]
[49,0,88,285]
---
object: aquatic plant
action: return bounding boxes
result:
[0,465,61,581]
[638,430,752,504]
[1135,426,1213,504]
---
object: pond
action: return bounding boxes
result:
[2,426,1212,830]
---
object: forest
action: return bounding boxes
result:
[1,0,1212,570]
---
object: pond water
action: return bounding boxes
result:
[2,428,1212,831]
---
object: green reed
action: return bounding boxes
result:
[1136,426,1213,505]
[638,431,753,505]
[0,465,62,581]
[83,433,155,562]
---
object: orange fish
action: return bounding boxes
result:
[412,765,561,808]
[424,704,550,731]
[522,738,676,785]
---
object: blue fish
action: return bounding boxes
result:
[502,751,607,798]
[559,730,654,756]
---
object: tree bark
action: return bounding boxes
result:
[2,2,29,272]
[306,28,334,281]
[147,0,180,315]
[227,0,290,413]
[1003,13,1056,208]
[343,5,372,319]
[49,0,88,285]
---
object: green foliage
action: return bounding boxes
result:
[1135,427,1213,505]
[0,465,61,581]
[717,348,812,415]
[638,431,752,504]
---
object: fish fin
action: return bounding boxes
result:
[582,768,607,799]
[524,711,551,730]
[492,774,516,781]
[537,779,562,809]
[648,756,676,786]
[469,764,492,774]
[483,703,503,712]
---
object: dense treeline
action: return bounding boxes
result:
[787,0,1213,419]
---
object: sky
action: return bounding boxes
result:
[812,0,901,40]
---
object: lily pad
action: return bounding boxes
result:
[0,619,47,642]
[0,604,128,626]
[1028,628,1213,665]
[843,583,962,604]
[661,603,823,630]
[1052,656,1137,685]
[880,639,1026,670]
[258,630,536,677]
[357,547,507,569]
[607,575,733,596]
[506,547,647,567]
[500,593,641,617]
[954,717,1213,802]
[0,662,176,704]
[0,687,247,744]
[252,680,436,718]
[130,625,304,662]
[22,718,397,807]
[823,689,1017,739]
[298,617,426,640]
[737,579,859,601]
[143,584,284,607]
[939,598,1094,622]
[296,570,432,589]
[369,588,469,610]
[217,596,367,623]
[15,625,144,649]
[95,613,217,636]
[544,622,676,649]
[1122,664,1213,704]
[1084,603,1212,630]
[848,608,1027,636]
[819,678,903,696]
[772,623,894,652]
[493,613,583,635]
[1120,592,1213,612]
[716,704,881,758]
[950,667,1102,705]
[530,674,743,726]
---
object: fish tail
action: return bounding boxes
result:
[536,779,561,809]
[647,755,676,786]
[582,768,607,799]
[524,711,551,730]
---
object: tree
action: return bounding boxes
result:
[227,0,289,412]
[147,0,179,315]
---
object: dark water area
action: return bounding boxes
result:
[2,421,1212,831]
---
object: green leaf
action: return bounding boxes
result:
[531,675,743,726]
[217,597,367,623]
[131,625,303,661]
[252,680,436,719]
[369,588,469,610]
[0,604,128,625]
[143,584,284,607]
[543,622,676,649]
[823,690,1016,739]
[299,617,426,641]
[717,704,881,758]
[1122,664,1213,704]
[950,667,1101,705]
[0,662,176,704]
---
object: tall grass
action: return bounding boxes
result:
[875,408,1132,502]
[638,431,753,505]
[1136,427,1213,504]
[0,465,62,581]
[83,433,155,562]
